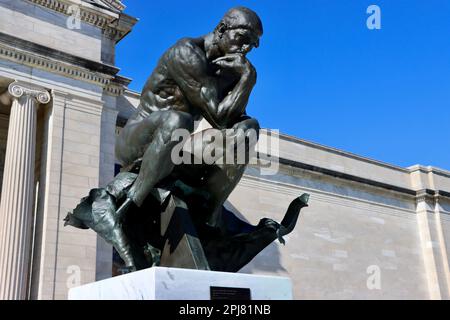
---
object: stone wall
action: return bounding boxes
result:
[231,172,427,299]
[223,133,450,299]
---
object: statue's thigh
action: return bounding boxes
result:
[116,111,167,164]
[117,110,193,164]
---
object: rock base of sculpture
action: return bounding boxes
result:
[68,267,293,300]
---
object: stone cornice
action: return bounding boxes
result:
[415,189,436,204]
[0,32,124,89]
[274,156,417,196]
[0,39,113,87]
[104,75,132,96]
[84,0,125,12]
[0,32,119,75]
[408,164,450,179]
[26,0,137,42]
[254,154,450,202]
[104,81,125,96]
[104,0,125,11]
[28,0,115,28]
[277,131,410,173]
[103,13,139,43]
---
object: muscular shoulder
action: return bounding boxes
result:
[166,38,208,74]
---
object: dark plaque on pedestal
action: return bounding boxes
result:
[210,286,252,300]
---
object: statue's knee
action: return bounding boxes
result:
[234,118,260,132]
[247,118,260,132]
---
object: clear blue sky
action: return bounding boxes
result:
[116,0,450,170]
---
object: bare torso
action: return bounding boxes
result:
[128,37,240,126]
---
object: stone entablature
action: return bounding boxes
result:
[0,31,134,96]
[272,133,450,200]
[28,0,135,42]
[0,36,113,87]
[84,0,126,12]
[0,1,137,64]
[105,74,131,96]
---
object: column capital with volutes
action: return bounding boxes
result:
[8,81,51,105]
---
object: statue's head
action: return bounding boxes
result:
[214,7,263,56]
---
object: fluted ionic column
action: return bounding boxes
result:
[0,81,50,300]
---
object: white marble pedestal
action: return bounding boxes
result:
[68,267,293,300]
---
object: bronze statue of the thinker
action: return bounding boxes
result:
[65,7,309,273]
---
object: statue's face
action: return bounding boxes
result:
[218,27,260,55]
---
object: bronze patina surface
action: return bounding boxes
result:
[65,7,309,273]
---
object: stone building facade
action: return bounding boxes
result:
[0,0,449,300]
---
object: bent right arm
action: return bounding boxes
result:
[166,40,256,129]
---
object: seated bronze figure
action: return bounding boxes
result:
[65,7,309,273]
